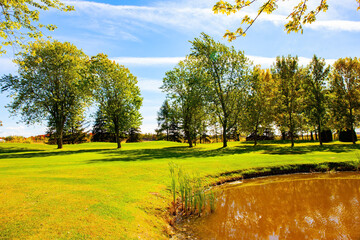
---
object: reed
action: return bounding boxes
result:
[354,153,360,171]
[168,162,216,218]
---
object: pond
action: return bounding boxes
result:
[185,172,360,239]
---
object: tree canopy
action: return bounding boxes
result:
[90,53,143,148]
[213,0,360,41]
[0,0,74,54]
[0,40,90,149]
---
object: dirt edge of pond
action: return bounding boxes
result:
[168,161,359,239]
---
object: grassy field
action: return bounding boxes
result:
[0,140,359,239]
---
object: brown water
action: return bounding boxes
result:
[187,172,360,240]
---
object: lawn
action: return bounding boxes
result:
[0,140,359,239]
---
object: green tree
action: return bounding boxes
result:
[272,55,303,147]
[213,0,360,41]
[190,33,251,147]
[92,108,115,142]
[303,55,330,146]
[157,99,171,141]
[242,66,275,146]
[162,56,208,147]
[90,53,142,149]
[0,0,74,54]
[0,40,90,149]
[329,57,360,144]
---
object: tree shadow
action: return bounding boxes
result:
[1,141,359,162]
[0,148,112,159]
[88,142,360,163]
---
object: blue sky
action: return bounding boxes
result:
[0,0,359,136]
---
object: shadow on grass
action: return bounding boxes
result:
[88,142,360,163]
[1,141,359,162]
[0,148,113,159]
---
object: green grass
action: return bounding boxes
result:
[0,140,359,239]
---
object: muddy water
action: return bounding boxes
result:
[188,172,360,239]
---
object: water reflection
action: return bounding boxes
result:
[190,173,360,239]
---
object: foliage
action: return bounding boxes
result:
[157,100,171,141]
[272,55,303,147]
[0,0,74,54]
[90,53,142,148]
[162,56,208,147]
[303,55,330,145]
[47,117,88,145]
[126,128,142,143]
[92,108,116,142]
[0,40,90,149]
[329,57,360,144]
[190,33,251,147]
[242,66,275,146]
[212,0,360,41]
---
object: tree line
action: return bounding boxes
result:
[0,40,142,149]
[157,33,360,148]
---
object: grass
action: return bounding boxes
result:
[0,140,360,239]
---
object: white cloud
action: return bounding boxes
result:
[0,58,17,75]
[112,57,184,66]
[64,0,360,41]
[137,78,163,93]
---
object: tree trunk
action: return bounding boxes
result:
[315,130,318,141]
[318,121,323,146]
[56,131,63,149]
[351,124,356,145]
[254,126,258,146]
[56,121,64,149]
[310,131,314,141]
[222,123,227,148]
[114,121,121,149]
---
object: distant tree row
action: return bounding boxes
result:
[157,33,360,148]
[0,40,142,149]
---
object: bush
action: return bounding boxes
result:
[339,129,357,142]
[320,130,333,143]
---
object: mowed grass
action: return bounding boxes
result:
[1,140,360,239]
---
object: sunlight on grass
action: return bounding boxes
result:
[0,141,359,239]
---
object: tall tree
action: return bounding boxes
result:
[303,55,330,146]
[190,33,251,147]
[90,53,142,149]
[0,40,90,149]
[213,0,359,40]
[0,0,74,54]
[329,57,360,144]
[157,100,171,141]
[272,55,303,147]
[242,66,275,146]
[162,56,207,147]
[92,109,115,142]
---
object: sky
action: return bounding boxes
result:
[0,0,359,137]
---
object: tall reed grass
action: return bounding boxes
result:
[168,161,217,217]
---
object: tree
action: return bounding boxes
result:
[0,0,74,54]
[126,128,142,143]
[213,0,360,41]
[242,66,275,146]
[190,33,251,147]
[272,55,303,147]
[162,56,208,147]
[157,99,171,141]
[0,120,2,126]
[329,57,360,144]
[0,40,90,149]
[90,53,142,149]
[303,55,330,146]
[92,109,116,142]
